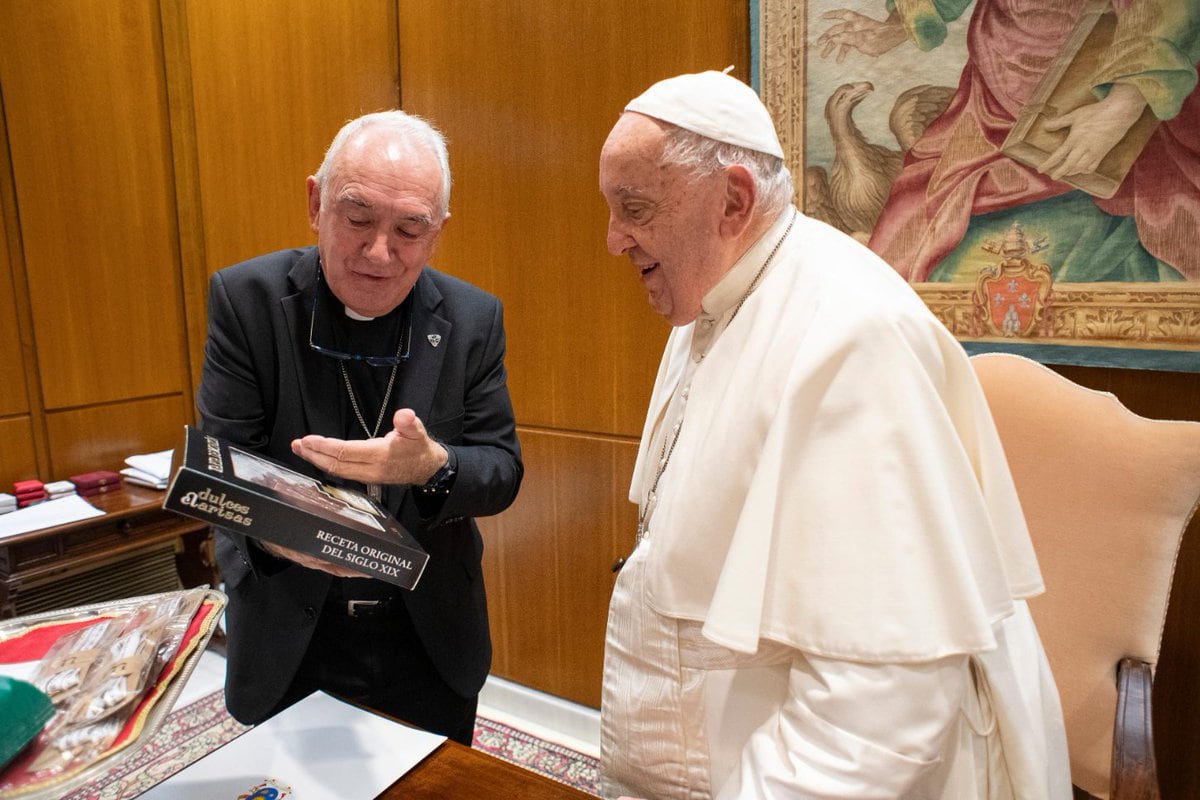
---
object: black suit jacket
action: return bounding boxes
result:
[197,247,522,723]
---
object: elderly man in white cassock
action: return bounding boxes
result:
[597,70,1071,799]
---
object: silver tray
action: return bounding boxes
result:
[0,587,227,800]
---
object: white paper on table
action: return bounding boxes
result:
[138,691,446,800]
[0,495,104,540]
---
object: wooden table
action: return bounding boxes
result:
[381,738,597,799]
[0,484,217,617]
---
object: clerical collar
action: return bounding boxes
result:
[316,272,410,363]
[700,206,795,320]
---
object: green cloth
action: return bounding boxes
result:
[927,191,1184,282]
[0,676,54,770]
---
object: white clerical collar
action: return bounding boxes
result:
[700,206,796,320]
[344,307,375,321]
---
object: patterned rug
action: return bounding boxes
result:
[60,689,600,799]
[473,715,600,795]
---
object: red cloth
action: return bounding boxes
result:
[0,619,109,664]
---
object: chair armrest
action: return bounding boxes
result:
[1111,657,1160,800]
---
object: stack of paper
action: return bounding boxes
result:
[121,450,173,490]
[0,494,14,515]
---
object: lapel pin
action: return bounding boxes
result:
[427,334,442,348]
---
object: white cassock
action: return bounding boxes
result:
[600,208,1072,799]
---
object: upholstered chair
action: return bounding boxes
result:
[971,353,1200,800]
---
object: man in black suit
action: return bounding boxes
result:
[197,110,523,744]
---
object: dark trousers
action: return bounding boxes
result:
[271,593,478,745]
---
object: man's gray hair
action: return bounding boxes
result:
[659,123,793,218]
[314,110,452,219]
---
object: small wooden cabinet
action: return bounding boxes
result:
[0,485,217,618]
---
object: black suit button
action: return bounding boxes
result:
[303,606,317,622]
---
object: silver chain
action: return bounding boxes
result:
[340,360,400,439]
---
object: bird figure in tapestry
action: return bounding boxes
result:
[806,81,954,242]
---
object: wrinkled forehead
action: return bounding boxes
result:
[601,113,707,208]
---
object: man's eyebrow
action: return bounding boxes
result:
[334,193,370,209]
[333,195,433,226]
[614,186,647,201]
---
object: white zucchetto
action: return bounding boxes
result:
[624,69,785,159]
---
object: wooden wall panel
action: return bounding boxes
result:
[0,190,26,418]
[177,0,401,390]
[0,418,38,486]
[0,0,185,410]
[481,429,639,708]
[398,0,746,437]
[0,72,46,487]
[1160,513,1200,800]
[183,0,400,275]
[399,0,749,705]
[44,396,184,481]
[480,434,558,687]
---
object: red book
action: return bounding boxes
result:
[18,496,46,508]
[13,479,44,495]
[77,483,124,498]
[69,470,122,491]
[14,488,46,501]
